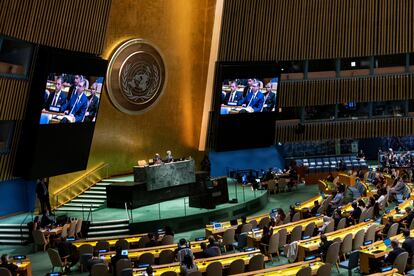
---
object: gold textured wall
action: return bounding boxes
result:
[50,0,217,193]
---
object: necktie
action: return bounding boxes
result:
[53,93,59,105]
[231,92,235,102]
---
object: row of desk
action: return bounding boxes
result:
[132,249,264,275]
[297,220,383,261]
[359,229,414,274]
[100,239,207,262]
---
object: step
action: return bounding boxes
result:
[100,179,127,183]
[65,203,102,208]
[90,219,129,226]
[0,239,26,244]
[0,224,28,228]
[78,194,107,199]
[96,181,112,185]
[88,229,129,236]
[84,190,107,195]
[89,224,129,230]
[89,186,107,191]
[0,233,29,238]
[57,207,98,212]
[0,228,29,232]
[71,199,106,203]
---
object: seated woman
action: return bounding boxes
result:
[274,209,286,226]
[180,254,198,276]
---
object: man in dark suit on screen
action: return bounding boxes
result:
[61,79,88,123]
[261,82,276,112]
[83,82,99,122]
[242,78,254,97]
[223,81,243,106]
[44,76,67,112]
[240,81,264,113]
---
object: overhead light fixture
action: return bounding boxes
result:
[351,61,356,67]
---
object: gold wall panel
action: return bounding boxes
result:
[275,117,414,143]
[49,0,217,194]
[219,0,414,61]
[278,74,414,107]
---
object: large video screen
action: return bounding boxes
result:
[220,77,278,115]
[211,62,281,151]
[14,46,108,179]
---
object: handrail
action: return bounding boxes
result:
[53,163,109,195]
[53,163,109,210]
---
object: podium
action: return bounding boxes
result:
[189,174,229,209]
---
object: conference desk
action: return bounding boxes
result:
[294,195,323,213]
[382,196,413,224]
[100,239,207,263]
[340,196,369,216]
[233,259,324,276]
[72,233,147,248]
[132,250,264,275]
[133,159,195,190]
[246,216,325,248]
[205,213,270,237]
[359,229,414,274]
[14,259,32,276]
[297,221,383,261]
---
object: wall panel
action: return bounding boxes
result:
[219,0,413,61]
[275,118,414,143]
[278,74,414,107]
[0,0,111,55]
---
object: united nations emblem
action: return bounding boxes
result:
[106,39,166,114]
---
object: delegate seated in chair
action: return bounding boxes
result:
[56,237,79,271]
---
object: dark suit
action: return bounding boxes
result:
[243,86,252,97]
[224,91,243,105]
[241,92,264,112]
[44,91,67,112]
[403,237,414,257]
[36,180,51,215]
[67,85,77,105]
[318,240,333,261]
[64,93,88,122]
[262,92,276,112]
[384,247,405,264]
[84,95,99,122]
[351,207,362,221]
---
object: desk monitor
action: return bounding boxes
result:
[363,240,373,246]
[304,255,316,261]
[213,223,223,230]
[364,218,370,222]
[252,227,261,232]
[66,237,75,241]
[384,238,391,247]
[138,264,150,269]
[244,247,256,252]
[121,250,128,256]
[99,249,108,253]
[302,235,311,240]
[13,255,26,260]
[195,237,205,241]
[380,266,393,272]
